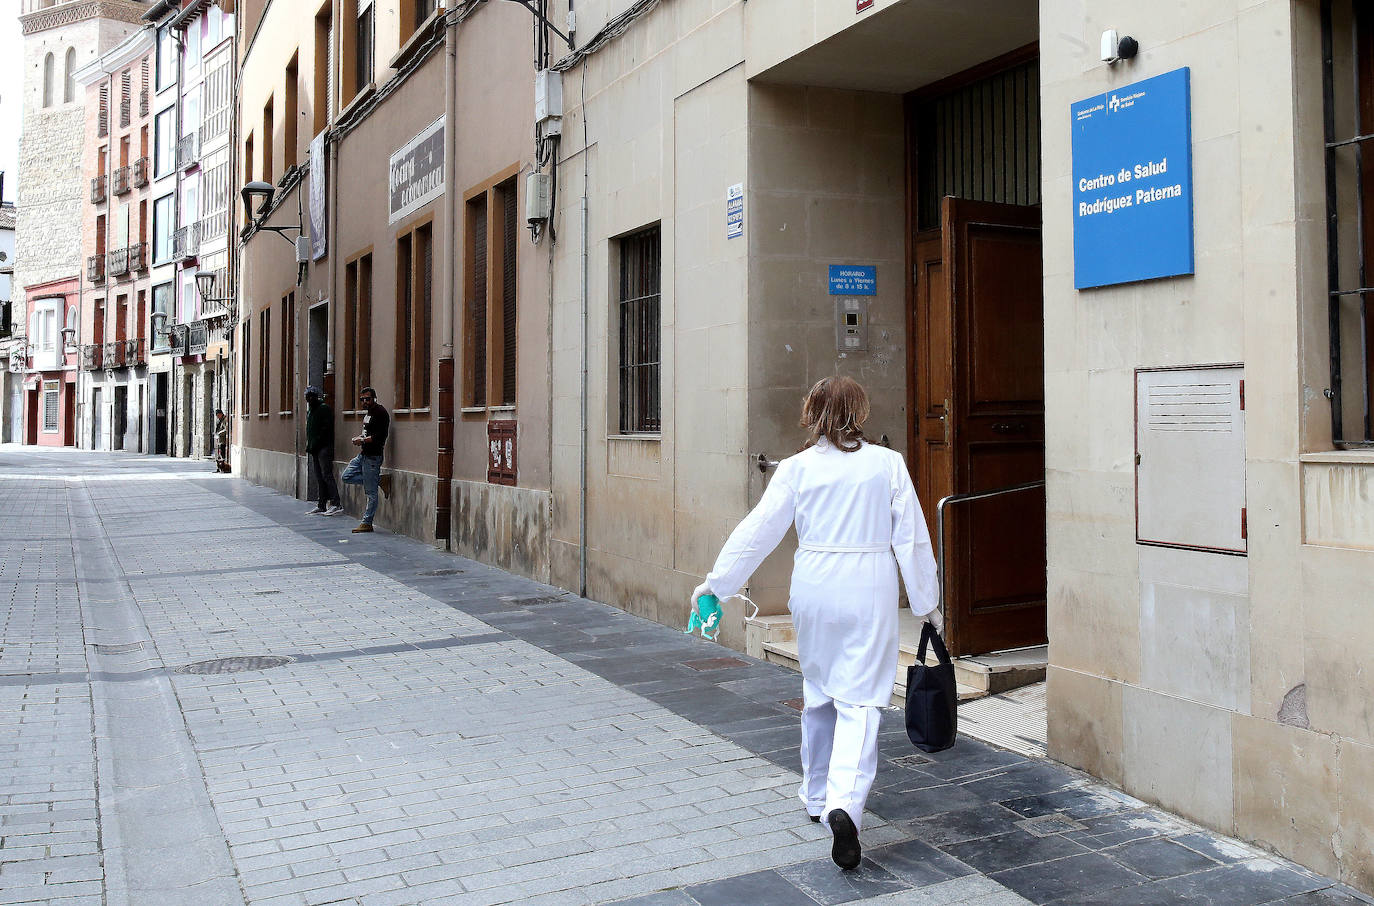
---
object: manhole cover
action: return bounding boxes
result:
[176,656,294,675]
[93,642,146,655]
[892,753,933,768]
[1017,813,1088,837]
[418,568,465,577]
[501,595,567,606]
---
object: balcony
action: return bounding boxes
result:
[132,157,149,188]
[188,321,209,356]
[112,165,131,195]
[81,344,103,371]
[126,337,146,367]
[164,324,188,356]
[87,254,106,284]
[176,134,198,171]
[172,222,200,261]
[103,340,126,369]
[90,175,107,204]
[107,246,129,277]
[128,242,147,272]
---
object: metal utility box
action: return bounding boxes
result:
[535,70,563,124]
[1135,365,1246,554]
[526,172,551,224]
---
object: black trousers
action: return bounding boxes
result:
[309,447,340,508]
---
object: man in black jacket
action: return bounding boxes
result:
[304,387,341,515]
[340,386,389,533]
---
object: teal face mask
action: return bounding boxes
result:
[685,594,760,642]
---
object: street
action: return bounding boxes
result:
[0,448,1365,906]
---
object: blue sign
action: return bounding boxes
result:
[1071,67,1194,289]
[829,265,876,296]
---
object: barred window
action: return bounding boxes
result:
[43,382,59,433]
[395,222,432,410]
[1323,0,1374,446]
[617,225,661,434]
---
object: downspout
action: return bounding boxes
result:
[578,61,589,598]
[435,13,458,549]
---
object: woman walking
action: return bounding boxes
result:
[692,376,940,870]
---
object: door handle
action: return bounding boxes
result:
[943,398,951,445]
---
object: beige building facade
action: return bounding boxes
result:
[230,0,1374,891]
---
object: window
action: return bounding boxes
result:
[93,298,105,347]
[116,295,128,343]
[141,58,149,116]
[314,2,333,135]
[280,292,295,412]
[463,177,519,408]
[156,26,175,91]
[241,318,251,410]
[98,84,109,136]
[152,194,174,264]
[258,307,271,415]
[402,0,437,45]
[64,48,76,104]
[262,96,274,185]
[43,382,59,433]
[137,290,146,343]
[355,1,374,97]
[152,282,172,350]
[119,69,131,127]
[284,53,299,171]
[395,221,432,410]
[1324,0,1374,446]
[244,132,254,183]
[344,252,373,412]
[202,52,232,143]
[617,225,662,434]
[42,52,53,108]
[184,17,201,82]
[154,107,175,176]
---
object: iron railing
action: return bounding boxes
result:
[128,242,147,272]
[81,344,103,370]
[87,254,106,284]
[107,247,129,277]
[188,320,209,355]
[176,134,198,170]
[935,480,1046,620]
[172,222,200,261]
[112,165,131,195]
[102,340,125,369]
[165,324,189,356]
[132,156,149,188]
[126,337,146,367]
[90,175,107,204]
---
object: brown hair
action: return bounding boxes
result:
[800,376,870,452]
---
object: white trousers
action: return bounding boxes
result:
[798,677,882,834]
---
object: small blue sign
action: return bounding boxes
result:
[829,265,876,296]
[1071,67,1194,289]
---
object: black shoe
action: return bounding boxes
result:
[829,808,861,870]
[809,815,821,823]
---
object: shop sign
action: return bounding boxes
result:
[857,0,874,11]
[388,116,446,224]
[829,265,876,296]
[1071,67,1194,289]
[726,183,743,240]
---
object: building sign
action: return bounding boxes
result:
[828,265,876,296]
[726,183,743,240]
[388,116,446,225]
[1071,67,1194,289]
[487,420,517,486]
[857,0,874,11]
[310,131,328,260]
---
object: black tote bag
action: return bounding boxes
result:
[905,621,958,753]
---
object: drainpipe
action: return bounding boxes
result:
[435,14,458,548]
[578,64,589,599]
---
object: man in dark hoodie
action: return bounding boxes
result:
[341,386,389,533]
[304,386,342,516]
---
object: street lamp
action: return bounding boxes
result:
[60,326,76,352]
[194,270,232,305]
[241,180,275,222]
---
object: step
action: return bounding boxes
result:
[760,638,986,704]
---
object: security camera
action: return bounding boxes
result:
[1102,29,1139,64]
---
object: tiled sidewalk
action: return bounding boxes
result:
[0,447,1370,906]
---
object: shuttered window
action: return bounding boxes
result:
[463,175,519,409]
[343,252,373,414]
[465,193,487,407]
[120,70,131,128]
[280,292,295,413]
[395,222,432,411]
[618,225,661,434]
[501,183,518,405]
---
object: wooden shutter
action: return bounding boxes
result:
[501,187,517,405]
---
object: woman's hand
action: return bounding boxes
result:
[923,607,945,633]
[690,581,714,612]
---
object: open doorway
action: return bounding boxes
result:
[906,49,1047,659]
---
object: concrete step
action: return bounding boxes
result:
[760,637,986,705]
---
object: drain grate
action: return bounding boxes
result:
[176,655,294,675]
[891,753,933,768]
[418,568,466,577]
[1017,813,1088,837]
[93,642,146,655]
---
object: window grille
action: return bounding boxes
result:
[1322,0,1374,445]
[618,225,661,434]
[44,383,59,432]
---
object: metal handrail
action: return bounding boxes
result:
[935,479,1046,619]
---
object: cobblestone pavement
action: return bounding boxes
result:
[1,447,1371,906]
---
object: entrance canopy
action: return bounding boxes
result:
[748,0,1037,94]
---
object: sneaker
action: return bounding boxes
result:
[828,809,861,870]
[324,504,344,516]
[379,474,393,500]
[306,507,326,516]
[351,522,373,533]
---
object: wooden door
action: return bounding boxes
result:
[915,197,1046,656]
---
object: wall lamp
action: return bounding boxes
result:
[194,271,232,305]
[60,326,76,351]
[241,181,303,244]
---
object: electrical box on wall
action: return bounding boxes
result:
[535,70,563,124]
[835,298,870,352]
[1135,365,1247,554]
[526,172,551,224]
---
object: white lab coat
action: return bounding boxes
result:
[706,439,939,708]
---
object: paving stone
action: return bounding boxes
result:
[1102,836,1221,880]
[686,868,820,906]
